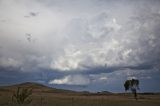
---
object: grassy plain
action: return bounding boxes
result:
[0,82,159,106]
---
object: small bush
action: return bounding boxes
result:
[12,87,32,105]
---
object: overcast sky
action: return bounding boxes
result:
[0,0,160,92]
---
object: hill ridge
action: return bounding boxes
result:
[0,82,77,94]
[0,82,112,95]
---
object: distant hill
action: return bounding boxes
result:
[97,91,112,94]
[0,82,76,94]
[0,82,112,95]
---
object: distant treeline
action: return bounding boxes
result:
[140,92,160,95]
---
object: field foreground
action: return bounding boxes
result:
[0,82,160,106]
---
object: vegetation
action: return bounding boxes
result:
[0,82,159,106]
[124,79,139,100]
[12,87,32,105]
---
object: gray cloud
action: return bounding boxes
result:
[29,12,39,17]
[24,12,39,18]
[0,0,160,92]
[25,33,32,42]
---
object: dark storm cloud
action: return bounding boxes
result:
[0,67,65,86]
[80,64,154,75]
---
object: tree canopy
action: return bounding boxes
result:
[124,79,139,91]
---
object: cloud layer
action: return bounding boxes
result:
[0,0,160,92]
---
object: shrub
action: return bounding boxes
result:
[12,87,32,105]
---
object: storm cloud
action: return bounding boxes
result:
[0,0,160,92]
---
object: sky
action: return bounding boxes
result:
[0,0,160,92]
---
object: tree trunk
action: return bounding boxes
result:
[134,89,137,100]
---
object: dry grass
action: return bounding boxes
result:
[0,91,160,106]
[0,82,160,106]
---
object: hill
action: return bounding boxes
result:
[0,82,76,94]
[0,82,113,95]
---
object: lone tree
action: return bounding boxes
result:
[124,79,139,100]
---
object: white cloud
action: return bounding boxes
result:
[99,77,108,80]
[49,75,90,85]
[127,76,137,80]
[49,3,160,72]
[50,13,123,71]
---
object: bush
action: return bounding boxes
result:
[12,87,32,105]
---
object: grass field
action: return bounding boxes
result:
[0,82,160,106]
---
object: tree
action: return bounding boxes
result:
[124,79,139,100]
